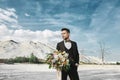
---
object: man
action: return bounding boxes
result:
[56,28,80,80]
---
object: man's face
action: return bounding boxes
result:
[61,30,70,40]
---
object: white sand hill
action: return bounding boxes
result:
[0,40,103,64]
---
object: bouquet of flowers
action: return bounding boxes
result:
[46,50,70,71]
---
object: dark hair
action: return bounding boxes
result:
[61,28,70,33]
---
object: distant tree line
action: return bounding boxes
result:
[4,53,45,64]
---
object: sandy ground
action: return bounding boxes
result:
[0,63,120,80]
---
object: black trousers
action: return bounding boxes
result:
[61,64,79,80]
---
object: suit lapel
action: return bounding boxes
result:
[61,41,65,51]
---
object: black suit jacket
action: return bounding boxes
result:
[56,40,79,64]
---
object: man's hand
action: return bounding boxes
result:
[75,63,79,67]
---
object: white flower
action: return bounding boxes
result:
[62,51,66,54]
[61,58,65,62]
[52,59,56,63]
[58,54,63,58]
[66,60,69,64]
[54,54,58,59]
[64,53,68,57]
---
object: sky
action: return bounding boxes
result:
[0,0,120,61]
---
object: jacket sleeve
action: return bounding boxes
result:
[74,42,79,64]
[56,43,60,51]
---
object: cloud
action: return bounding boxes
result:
[54,12,86,21]
[0,24,61,44]
[13,29,61,43]
[0,24,14,40]
[0,8,17,23]
[0,8,22,29]
[25,13,30,17]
